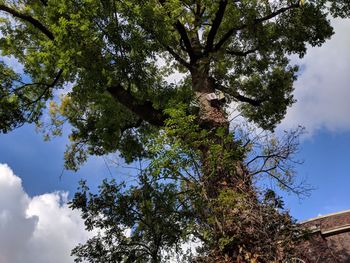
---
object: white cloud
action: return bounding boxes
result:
[279,18,350,135]
[0,164,93,263]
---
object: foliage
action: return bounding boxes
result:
[0,0,349,262]
[70,108,305,262]
[70,177,195,263]
[0,0,346,167]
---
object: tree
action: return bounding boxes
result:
[0,0,348,262]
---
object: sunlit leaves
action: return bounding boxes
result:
[70,108,305,262]
[0,0,348,165]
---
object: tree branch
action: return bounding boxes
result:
[263,170,297,194]
[158,0,195,60]
[232,93,263,106]
[226,47,258,56]
[254,3,300,25]
[213,3,299,52]
[39,0,48,6]
[50,68,63,86]
[164,45,191,69]
[27,69,63,105]
[246,153,280,167]
[194,1,205,28]
[120,118,143,135]
[107,85,166,127]
[174,20,194,58]
[0,4,54,40]
[214,81,264,106]
[205,0,228,53]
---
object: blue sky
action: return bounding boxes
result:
[2,122,350,221]
[282,131,350,220]
[0,123,120,197]
[1,16,350,263]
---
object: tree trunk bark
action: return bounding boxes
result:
[190,65,259,262]
[190,62,253,195]
[191,64,228,129]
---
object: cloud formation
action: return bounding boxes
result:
[0,164,92,263]
[279,18,350,135]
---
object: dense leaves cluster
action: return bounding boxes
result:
[71,178,194,263]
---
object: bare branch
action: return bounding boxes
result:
[244,127,307,196]
[265,171,299,195]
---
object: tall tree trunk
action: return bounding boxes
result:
[190,60,253,195]
[190,64,259,262]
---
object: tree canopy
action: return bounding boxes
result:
[0,0,349,262]
[1,0,345,168]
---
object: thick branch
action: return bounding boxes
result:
[50,69,63,87]
[107,85,166,127]
[213,3,299,52]
[215,81,263,106]
[0,4,62,107]
[205,0,228,53]
[0,4,54,40]
[174,20,194,59]
[194,1,205,28]
[232,93,262,106]
[158,0,195,60]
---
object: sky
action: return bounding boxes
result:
[1,17,350,263]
